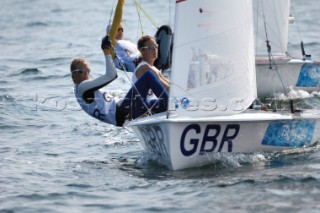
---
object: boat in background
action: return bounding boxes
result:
[253,0,320,98]
[128,0,320,170]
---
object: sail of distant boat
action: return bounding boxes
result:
[253,0,291,57]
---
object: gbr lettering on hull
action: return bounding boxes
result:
[180,124,240,156]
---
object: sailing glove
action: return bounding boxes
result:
[101,35,112,50]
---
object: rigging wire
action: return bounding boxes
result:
[290,0,303,42]
[107,0,116,34]
[291,0,307,59]
[261,0,290,104]
[104,0,155,119]
[111,45,154,118]
[132,0,172,118]
[108,37,169,119]
[129,0,170,119]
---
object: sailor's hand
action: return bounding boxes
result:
[101,35,112,50]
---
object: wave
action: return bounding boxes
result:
[20,68,41,75]
[8,68,42,77]
[19,75,59,81]
[40,57,69,63]
[6,68,66,81]
[305,41,320,47]
[0,64,10,70]
[0,85,13,93]
[262,88,320,110]
[214,171,319,189]
[26,21,48,27]
[133,143,320,176]
[0,94,14,102]
[7,68,61,81]
[271,87,317,100]
[0,119,51,131]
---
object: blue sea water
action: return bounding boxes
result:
[1,0,320,212]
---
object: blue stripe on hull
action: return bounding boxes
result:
[262,120,316,147]
[296,64,320,87]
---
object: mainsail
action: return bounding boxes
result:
[253,0,291,57]
[169,0,256,117]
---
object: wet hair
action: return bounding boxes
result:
[70,57,88,72]
[137,35,155,50]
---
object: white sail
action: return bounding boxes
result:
[168,0,256,117]
[253,0,291,57]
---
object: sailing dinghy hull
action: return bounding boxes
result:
[253,0,320,96]
[129,111,320,170]
[256,57,320,97]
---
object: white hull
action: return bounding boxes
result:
[256,57,320,97]
[128,111,320,170]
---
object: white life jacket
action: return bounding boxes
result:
[74,55,119,126]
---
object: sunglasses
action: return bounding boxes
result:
[71,69,89,74]
[140,45,158,51]
[117,27,124,32]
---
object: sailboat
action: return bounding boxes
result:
[127,0,320,170]
[254,0,320,98]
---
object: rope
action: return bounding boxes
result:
[107,0,167,120]
[107,0,116,34]
[290,0,303,42]
[134,0,144,36]
[133,0,159,29]
[104,0,152,117]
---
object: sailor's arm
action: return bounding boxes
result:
[77,54,118,99]
[108,0,125,59]
[158,72,170,91]
[136,65,170,91]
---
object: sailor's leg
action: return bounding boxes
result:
[120,71,168,119]
[139,71,168,114]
